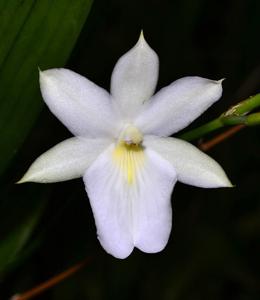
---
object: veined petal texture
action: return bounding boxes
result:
[135,77,223,136]
[40,68,118,138]
[145,136,232,188]
[18,137,111,183]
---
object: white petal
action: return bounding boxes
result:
[110,32,159,119]
[135,77,223,136]
[18,137,111,183]
[83,144,176,259]
[144,136,232,188]
[133,149,177,253]
[40,68,118,138]
[84,145,134,259]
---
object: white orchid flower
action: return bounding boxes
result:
[19,32,232,259]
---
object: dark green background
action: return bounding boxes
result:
[1,0,259,299]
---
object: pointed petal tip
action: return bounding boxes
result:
[39,68,62,86]
[139,29,144,39]
[16,166,48,184]
[16,175,31,184]
[39,68,48,80]
[202,166,233,188]
[38,68,49,82]
[217,78,226,84]
[137,30,149,47]
[39,68,60,79]
[38,67,51,76]
[16,178,25,184]
[16,173,33,184]
[225,179,235,188]
[219,172,233,188]
[214,176,234,188]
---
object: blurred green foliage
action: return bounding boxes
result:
[0,0,93,176]
[0,0,259,299]
[0,0,93,295]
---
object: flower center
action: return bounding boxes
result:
[113,125,144,184]
[120,124,143,145]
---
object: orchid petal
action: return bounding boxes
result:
[18,137,111,183]
[83,144,176,259]
[84,145,134,259]
[40,68,118,138]
[135,76,223,136]
[133,149,177,253]
[145,136,232,188]
[110,32,159,119]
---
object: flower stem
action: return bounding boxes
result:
[180,118,223,141]
[223,93,260,116]
[10,257,91,300]
[199,125,245,151]
[180,93,260,142]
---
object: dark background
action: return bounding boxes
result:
[1,0,260,299]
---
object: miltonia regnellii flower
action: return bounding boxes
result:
[19,32,232,259]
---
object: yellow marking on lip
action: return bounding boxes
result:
[113,142,144,184]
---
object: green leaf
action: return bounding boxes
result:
[0,186,49,276]
[0,0,93,176]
